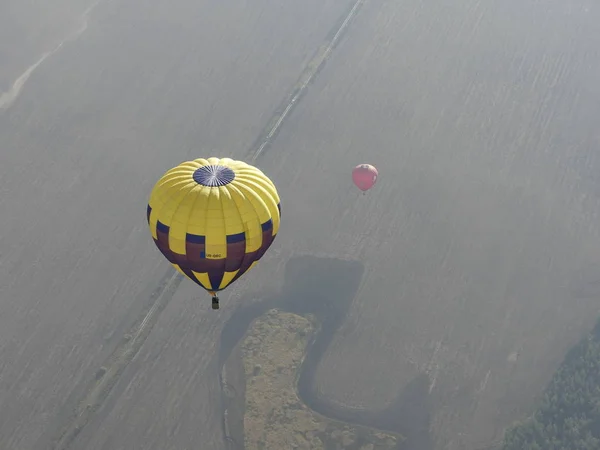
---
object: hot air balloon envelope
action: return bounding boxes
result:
[352,164,378,191]
[147,157,281,307]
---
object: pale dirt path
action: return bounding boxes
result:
[0,0,99,94]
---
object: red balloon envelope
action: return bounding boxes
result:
[352,164,378,192]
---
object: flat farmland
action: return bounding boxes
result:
[247,0,600,448]
[0,1,356,449]
[1,0,600,449]
[0,0,98,92]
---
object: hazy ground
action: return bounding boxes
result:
[1,0,600,449]
[0,1,355,449]
[0,0,95,91]
[252,1,600,448]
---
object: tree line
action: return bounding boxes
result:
[502,318,600,449]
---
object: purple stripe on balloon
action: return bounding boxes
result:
[152,214,278,292]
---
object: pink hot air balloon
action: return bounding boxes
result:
[352,164,378,192]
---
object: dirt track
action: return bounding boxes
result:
[1,0,600,449]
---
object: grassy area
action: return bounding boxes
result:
[241,309,401,450]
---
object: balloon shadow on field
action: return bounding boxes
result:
[218,255,364,368]
[218,255,433,450]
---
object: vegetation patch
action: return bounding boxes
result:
[242,308,401,450]
[502,318,600,450]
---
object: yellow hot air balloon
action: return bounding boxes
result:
[147,157,281,310]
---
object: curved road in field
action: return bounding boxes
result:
[218,256,433,450]
[1,1,600,450]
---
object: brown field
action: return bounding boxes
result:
[0,0,98,92]
[0,1,356,449]
[251,1,600,448]
[1,0,600,450]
